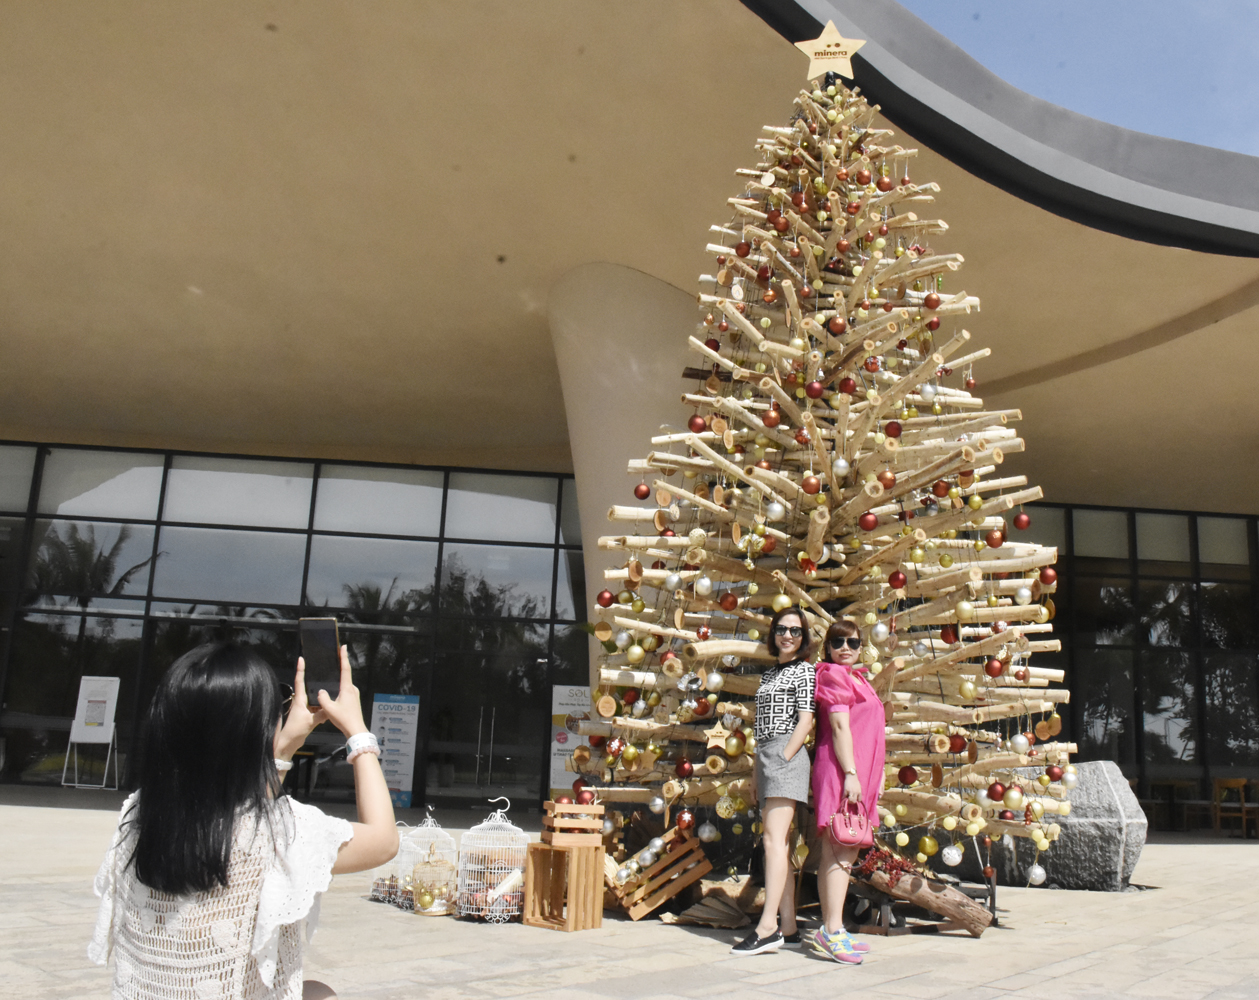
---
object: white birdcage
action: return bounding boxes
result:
[457,797,529,922]
[396,812,458,916]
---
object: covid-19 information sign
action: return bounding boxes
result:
[370,693,420,809]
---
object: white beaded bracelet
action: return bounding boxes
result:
[274,758,294,773]
[346,732,381,762]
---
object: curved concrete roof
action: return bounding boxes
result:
[743,0,1259,255]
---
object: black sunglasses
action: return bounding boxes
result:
[830,637,862,650]
[280,683,295,712]
[773,625,804,638]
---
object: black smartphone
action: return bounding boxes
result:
[299,617,341,703]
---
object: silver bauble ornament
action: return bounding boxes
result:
[871,621,891,642]
[1015,586,1033,606]
[1027,863,1047,886]
[766,501,787,521]
[941,844,963,867]
[664,572,682,591]
[648,795,666,814]
[695,575,714,597]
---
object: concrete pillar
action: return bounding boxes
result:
[548,263,695,687]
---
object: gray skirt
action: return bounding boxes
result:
[755,732,811,807]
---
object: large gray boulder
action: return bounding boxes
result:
[927,760,1147,891]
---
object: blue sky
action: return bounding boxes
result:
[895,0,1259,157]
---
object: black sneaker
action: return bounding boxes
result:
[730,929,784,955]
[782,930,802,947]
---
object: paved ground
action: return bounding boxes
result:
[2,786,1257,1000]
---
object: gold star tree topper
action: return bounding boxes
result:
[795,21,866,80]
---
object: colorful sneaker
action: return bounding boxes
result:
[835,929,870,954]
[730,929,783,955]
[810,927,863,965]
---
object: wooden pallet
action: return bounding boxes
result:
[605,826,713,921]
[523,842,604,932]
[541,801,605,847]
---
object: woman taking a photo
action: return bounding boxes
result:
[810,619,886,964]
[731,604,815,956]
[89,642,399,1000]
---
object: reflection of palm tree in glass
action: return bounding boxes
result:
[28,523,155,653]
[1139,583,1193,646]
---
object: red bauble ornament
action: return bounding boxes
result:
[791,191,805,207]
[1046,765,1064,782]
[801,475,821,495]
[774,217,790,233]
[1039,567,1058,585]
[926,316,941,331]
[676,809,696,831]
[885,421,902,438]
[688,414,707,434]
[763,407,781,428]
[932,480,950,498]
[923,292,942,310]
[735,241,751,258]
[965,377,977,390]
[837,238,851,252]
[576,789,597,805]
[888,570,907,589]
[696,625,711,640]
[719,592,739,612]
[856,168,872,185]
[863,356,881,373]
[761,536,777,554]
[573,777,588,792]
[877,176,894,192]
[606,737,626,757]
[675,758,693,778]
[622,688,639,705]
[984,658,1004,678]
[755,459,772,471]
[982,865,996,879]
[876,469,897,489]
[634,483,651,500]
[898,766,919,785]
[940,624,959,644]
[1014,669,1028,681]
[805,380,825,399]
[660,528,675,537]
[718,320,729,332]
[555,795,573,805]
[794,428,810,445]
[987,781,1006,801]
[879,223,890,236]
[587,734,605,748]
[882,301,894,313]
[949,734,968,754]
[986,529,1004,549]
[828,316,847,335]
[756,264,772,282]
[846,200,862,215]
[838,377,858,395]
[693,698,711,716]
[901,175,912,187]
[1013,511,1031,530]
[999,809,1015,821]
[705,337,721,352]
[762,289,778,304]
[859,512,879,532]
[596,589,615,608]
[766,208,782,223]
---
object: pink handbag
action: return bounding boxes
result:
[828,798,871,847]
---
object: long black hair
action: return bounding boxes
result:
[127,642,284,895]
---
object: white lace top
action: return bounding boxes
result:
[89,793,353,1000]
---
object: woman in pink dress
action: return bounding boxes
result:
[810,619,886,964]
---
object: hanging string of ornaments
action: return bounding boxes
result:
[574,22,1075,889]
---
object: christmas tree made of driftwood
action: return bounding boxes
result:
[570,76,1076,879]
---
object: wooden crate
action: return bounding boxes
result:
[541,800,605,847]
[606,825,713,921]
[523,842,604,932]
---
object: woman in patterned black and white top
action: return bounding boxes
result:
[731,605,815,956]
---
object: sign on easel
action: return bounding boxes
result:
[63,675,121,789]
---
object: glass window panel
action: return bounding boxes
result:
[1140,651,1199,766]
[151,526,306,605]
[1198,517,1249,579]
[27,520,156,600]
[1074,648,1136,766]
[1136,513,1191,577]
[551,624,591,686]
[1073,509,1128,559]
[0,444,36,512]
[1072,578,1135,645]
[38,449,163,520]
[1201,653,1259,768]
[164,457,313,529]
[560,479,582,546]
[313,465,443,537]
[304,535,437,615]
[554,550,585,621]
[1198,583,1254,649]
[1137,581,1194,647]
[0,516,27,602]
[440,543,554,618]
[1,613,145,784]
[444,473,557,544]
[1013,505,1065,553]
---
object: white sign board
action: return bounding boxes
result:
[70,676,121,745]
[370,693,421,809]
[549,684,591,799]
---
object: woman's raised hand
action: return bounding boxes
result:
[275,657,329,759]
[316,645,368,739]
